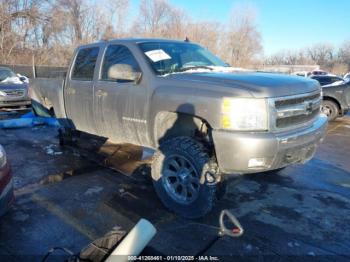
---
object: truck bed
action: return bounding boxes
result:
[30,78,66,118]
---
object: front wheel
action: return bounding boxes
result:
[321,100,339,121]
[151,137,218,218]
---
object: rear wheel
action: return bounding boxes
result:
[151,136,218,218]
[321,100,339,121]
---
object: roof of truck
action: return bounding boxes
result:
[106,38,187,43]
[79,38,190,49]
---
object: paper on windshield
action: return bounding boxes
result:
[145,49,171,62]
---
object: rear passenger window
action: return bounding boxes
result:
[101,45,140,82]
[71,47,99,80]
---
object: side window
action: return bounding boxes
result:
[322,77,332,85]
[71,47,99,81]
[101,45,140,82]
[312,76,321,84]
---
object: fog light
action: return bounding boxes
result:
[248,158,267,168]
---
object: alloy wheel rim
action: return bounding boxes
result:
[162,154,201,205]
[321,105,332,117]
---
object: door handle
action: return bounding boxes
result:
[96,89,107,97]
[66,88,76,95]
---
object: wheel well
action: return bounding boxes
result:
[323,96,342,115]
[323,96,341,113]
[154,111,213,147]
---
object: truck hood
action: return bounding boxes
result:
[166,72,320,98]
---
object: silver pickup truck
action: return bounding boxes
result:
[30,38,327,218]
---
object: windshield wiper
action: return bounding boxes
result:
[178,66,214,72]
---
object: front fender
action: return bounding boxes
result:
[148,85,223,146]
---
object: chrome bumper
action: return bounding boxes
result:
[212,114,328,174]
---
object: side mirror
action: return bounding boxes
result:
[107,64,142,83]
[17,74,28,83]
[19,76,27,82]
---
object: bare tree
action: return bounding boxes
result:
[0,0,42,63]
[102,0,130,39]
[132,0,186,39]
[219,4,262,67]
[338,40,350,71]
[307,43,334,67]
[265,49,312,66]
[184,21,222,55]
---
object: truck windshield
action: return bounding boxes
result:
[138,42,228,75]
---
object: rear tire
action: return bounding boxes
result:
[151,136,217,218]
[321,100,339,121]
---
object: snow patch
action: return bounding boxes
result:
[84,186,104,196]
[44,144,63,156]
[1,76,23,84]
[163,66,252,76]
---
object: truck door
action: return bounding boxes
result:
[64,46,100,134]
[345,84,350,108]
[94,44,148,145]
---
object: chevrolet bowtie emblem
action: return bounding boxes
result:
[305,102,313,114]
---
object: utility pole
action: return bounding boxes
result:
[32,53,36,79]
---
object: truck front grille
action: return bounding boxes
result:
[2,89,25,98]
[273,91,321,129]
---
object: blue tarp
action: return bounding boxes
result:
[0,112,60,129]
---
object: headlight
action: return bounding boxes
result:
[221,98,268,131]
[0,145,7,169]
[0,91,7,97]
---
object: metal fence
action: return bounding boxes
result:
[0,64,67,79]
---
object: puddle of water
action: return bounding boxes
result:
[15,164,104,196]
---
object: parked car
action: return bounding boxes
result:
[0,66,31,108]
[344,73,350,81]
[311,70,329,76]
[292,71,311,77]
[310,75,350,120]
[0,145,14,217]
[310,75,345,87]
[30,38,327,218]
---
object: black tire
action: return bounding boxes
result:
[321,100,339,121]
[216,178,227,200]
[151,136,217,218]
